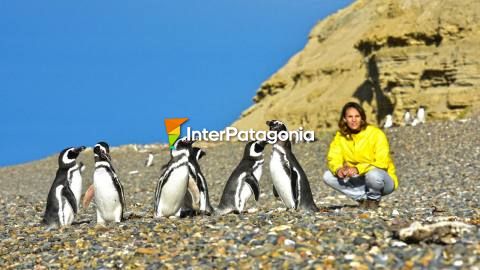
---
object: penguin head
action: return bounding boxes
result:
[244,140,267,160]
[95,141,110,153]
[266,120,288,132]
[94,141,112,162]
[58,146,86,167]
[171,137,194,157]
[266,120,290,145]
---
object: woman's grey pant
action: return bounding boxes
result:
[323,168,395,201]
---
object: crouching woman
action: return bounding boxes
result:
[323,102,399,208]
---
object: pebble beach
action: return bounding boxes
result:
[1,117,479,269]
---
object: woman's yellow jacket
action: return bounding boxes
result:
[327,125,398,189]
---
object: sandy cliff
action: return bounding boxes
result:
[232,0,480,131]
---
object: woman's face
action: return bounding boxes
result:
[344,107,362,131]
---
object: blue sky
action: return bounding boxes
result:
[0,0,353,166]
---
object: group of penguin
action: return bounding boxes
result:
[43,120,319,227]
[383,106,426,129]
[43,142,125,227]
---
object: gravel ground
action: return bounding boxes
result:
[0,117,479,269]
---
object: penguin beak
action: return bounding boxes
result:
[73,146,86,154]
[266,120,277,131]
[258,140,268,148]
[266,120,286,132]
[100,150,111,162]
[181,138,195,147]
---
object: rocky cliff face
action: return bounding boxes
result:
[232,0,480,132]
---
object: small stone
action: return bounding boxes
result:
[249,247,269,257]
[270,225,291,232]
[349,261,369,270]
[136,248,159,255]
[265,234,278,245]
[391,240,408,247]
[284,239,295,247]
[353,236,369,245]
[453,260,463,267]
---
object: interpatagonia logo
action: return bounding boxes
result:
[164,118,189,149]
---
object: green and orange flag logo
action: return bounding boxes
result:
[164,118,189,149]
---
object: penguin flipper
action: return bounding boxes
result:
[192,147,206,161]
[244,174,260,201]
[62,185,78,214]
[154,175,166,215]
[191,169,205,193]
[111,173,126,220]
[291,168,299,209]
[281,158,292,179]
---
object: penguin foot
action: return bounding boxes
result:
[72,219,92,225]
[179,209,197,218]
[44,224,59,231]
[198,210,213,216]
[124,212,144,220]
[302,206,320,213]
[214,207,234,216]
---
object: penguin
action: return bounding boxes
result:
[145,153,154,167]
[266,120,319,212]
[411,117,420,126]
[417,106,426,124]
[154,138,192,218]
[70,161,85,211]
[403,111,412,126]
[93,141,125,224]
[216,140,267,215]
[383,114,393,129]
[179,146,214,216]
[43,146,86,227]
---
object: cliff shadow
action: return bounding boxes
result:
[353,55,394,123]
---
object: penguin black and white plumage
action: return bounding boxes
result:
[43,146,86,227]
[179,146,214,216]
[267,120,319,212]
[154,138,192,218]
[382,114,393,129]
[93,142,125,224]
[403,111,412,126]
[417,106,426,124]
[145,153,154,167]
[70,161,85,211]
[216,140,267,215]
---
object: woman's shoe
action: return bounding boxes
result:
[365,199,380,209]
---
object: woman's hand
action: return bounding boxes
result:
[337,166,358,178]
[336,167,347,178]
[345,166,359,177]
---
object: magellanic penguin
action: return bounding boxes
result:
[179,146,214,217]
[382,114,393,129]
[267,120,319,212]
[93,142,126,224]
[43,146,86,227]
[416,106,426,124]
[154,138,192,218]
[403,111,412,126]
[216,140,267,215]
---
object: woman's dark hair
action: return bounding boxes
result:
[338,102,368,138]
